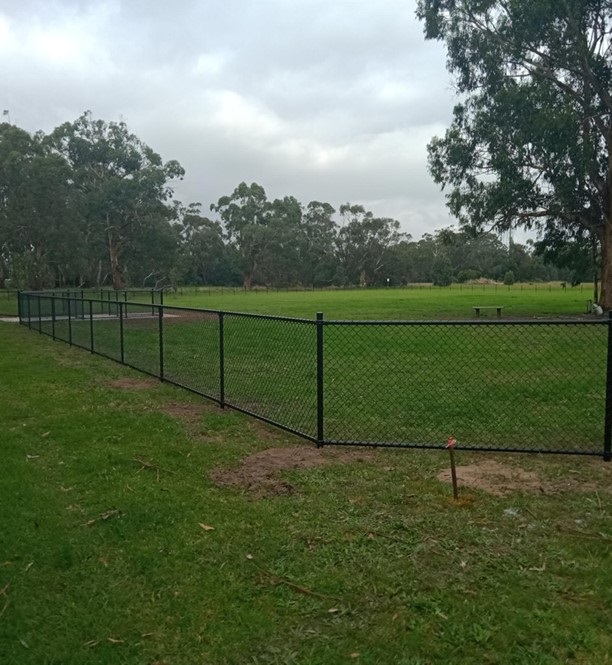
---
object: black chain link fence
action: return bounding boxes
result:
[17,291,612,459]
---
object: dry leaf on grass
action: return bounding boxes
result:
[198,523,215,531]
[83,509,122,527]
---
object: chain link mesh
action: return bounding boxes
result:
[323,321,606,453]
[121,302,162,376]
[162,307,220,400]
[224,313,317,438]
[18,293,610,456]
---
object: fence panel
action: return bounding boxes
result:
[90,301,121,361]
[223,313,318,439]
[38,296,55,338]
[53,297,70,344]
[162,307,220,400]
[323,320,607,454]
[121,302,162,377]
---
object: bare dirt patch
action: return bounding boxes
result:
[211,445,372,498]
[437,460,601,496]
[107,377,158,390]
[161,401,209,424]
[160,401,222,441]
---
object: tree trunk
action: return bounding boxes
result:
[108,228,124,290]
[602,139,612,309]
[592,235,599,304]
[243,271,252,289]
[600,224,612,310]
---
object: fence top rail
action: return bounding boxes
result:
[20,291,609,326]
[323,317,609,326]
[22,289,161,297]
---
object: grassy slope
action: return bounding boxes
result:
[1,322,612,664]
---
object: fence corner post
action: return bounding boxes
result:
[604,310,612,462]
[316,311,324,447]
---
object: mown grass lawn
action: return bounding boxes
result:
[163,283,594,320]
[1,322,611,664]
[3,282,595,319]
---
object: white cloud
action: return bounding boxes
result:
[0,0,458,237]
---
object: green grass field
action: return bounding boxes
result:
[162,283,594,320]
[1,321,612,664]
[1,282,596,319]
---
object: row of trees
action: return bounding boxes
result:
[0,110,595,291]
[2,4,609,299]
[0,113,183,290]
[180,190,573,287]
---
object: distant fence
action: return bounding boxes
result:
[18,290,612,460]
[168,282,591,296]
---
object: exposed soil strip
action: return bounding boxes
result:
[210,445,372,498]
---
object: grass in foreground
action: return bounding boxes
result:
[1,322,612,664]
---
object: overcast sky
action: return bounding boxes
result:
[0,0,461,238]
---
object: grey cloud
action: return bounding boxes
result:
[0,0,458,237]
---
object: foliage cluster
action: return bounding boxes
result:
[417,0,611,304]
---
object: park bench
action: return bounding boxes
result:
[472,306,504,318]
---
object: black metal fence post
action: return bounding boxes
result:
[37,296,42,333]
[17,290,22,322]
[604,311,612,461]
[316,311,324,447]
[219,311,225,408]
[26,295,31,329]
[158,305,164,381]
[119,301,125,364]
[51,298,56,340]
[89,300,94,353]
[67,297,72,345]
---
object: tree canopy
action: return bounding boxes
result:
[417,0,612,305]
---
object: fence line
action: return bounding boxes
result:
[17,290,612,460]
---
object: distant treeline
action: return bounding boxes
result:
[0,114,588,291]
